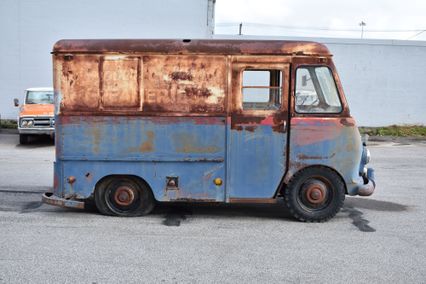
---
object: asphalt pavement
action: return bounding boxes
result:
[0,133,425,283]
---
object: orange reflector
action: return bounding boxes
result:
[214,178,223,186]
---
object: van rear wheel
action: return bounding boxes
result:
[95,177,155,217]
[284,167,345,222]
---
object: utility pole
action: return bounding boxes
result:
[359,21,366,39]
[239,22,243,35]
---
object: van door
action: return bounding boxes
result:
[227,62,289,201]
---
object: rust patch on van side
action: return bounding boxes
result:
[102,57,141,108]
[230,112,288,133]
[184,86,212,97]
[143,55,226,113]
[56,53,227,114]
[173,133,219,153]
[290,118,342,146]
[53,39,332,57]
[245,125,257,132]
[284,160,309,183]
[171,71,193,81]
[230,114,264,131]
[91,126,101,154]
[297,153,336,160]
[140,131,155,152]
[60,55,100,110]
[340,117,355,127]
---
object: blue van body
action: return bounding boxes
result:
[43,39,375,221]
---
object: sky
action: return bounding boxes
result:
[215,0,426,41]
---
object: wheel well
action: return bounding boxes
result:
[94,174,155,199]
[279,165,348,195]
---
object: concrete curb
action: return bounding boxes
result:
[369,136,426,143]
[0,128,18,134]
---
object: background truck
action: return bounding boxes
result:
[14,87,55,144]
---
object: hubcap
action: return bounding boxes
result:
[302,179,328,206]
[113,186,135,206]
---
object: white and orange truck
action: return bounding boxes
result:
[14,87,55,144]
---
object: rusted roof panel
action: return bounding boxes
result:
[53,39,331,56]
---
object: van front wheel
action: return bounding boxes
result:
[284,167,345,222]
[95,177,155,217]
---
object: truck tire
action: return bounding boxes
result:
[95,176,155,217]
[284,167,345,222]
[19,134,29,145]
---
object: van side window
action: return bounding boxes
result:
[242,70,281,110]
[295,66,342,113]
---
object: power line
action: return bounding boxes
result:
[216,22,426,33]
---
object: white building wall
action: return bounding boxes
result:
[0,0,215,119]
[324,39,426,126]
[215,35,426,126]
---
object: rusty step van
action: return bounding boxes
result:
[42,39,375,222]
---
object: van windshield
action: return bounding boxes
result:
[295,67,342,113]
[26,91,54,104]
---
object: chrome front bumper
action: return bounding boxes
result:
[18,127,54,135]
[357,168,376,196]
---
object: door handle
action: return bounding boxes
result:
[277,120,287,132]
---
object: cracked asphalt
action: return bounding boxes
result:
[0,133,425,283]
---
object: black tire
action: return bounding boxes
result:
[84,198,98,213]
[95,176,155,217]
[19,134,29,144]
[284,167,345,222]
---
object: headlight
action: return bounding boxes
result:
[21,119,34,127]
[361,147,371,165]
[363,166,368,176]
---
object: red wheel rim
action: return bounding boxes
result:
[113,186,136,206]
[305,182,327,204]
[298,178,332,211]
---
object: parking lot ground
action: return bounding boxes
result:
[0,133,425,283]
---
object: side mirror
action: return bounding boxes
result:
[13,98,19,107]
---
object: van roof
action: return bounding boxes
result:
[52,39,331,56]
